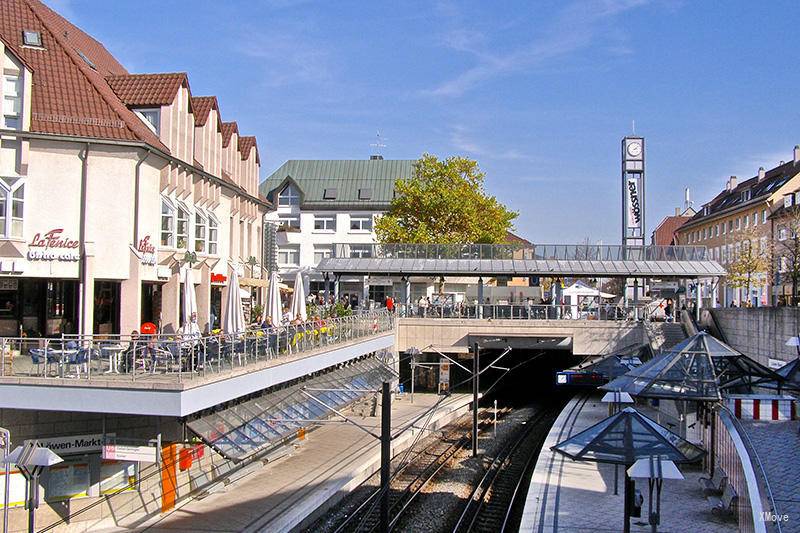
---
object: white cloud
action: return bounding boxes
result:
[237,29,334,88]
[449,125,534,161]
[424,0,651,98]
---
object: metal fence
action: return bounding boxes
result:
[331,243,709,261]
[397,303,653,321]
[0,312,394,384]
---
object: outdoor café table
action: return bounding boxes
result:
[101,344,126,374]
[29,347,78,377]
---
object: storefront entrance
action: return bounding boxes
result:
[141,282,163,328]
[0,278,78,337]
[94,281,121,334]
[210,286,222,330]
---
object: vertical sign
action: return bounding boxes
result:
[439,358,450,395]
[626,177,642,229]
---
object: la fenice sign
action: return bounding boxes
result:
[27,228,80,261]
[137,235,157,265]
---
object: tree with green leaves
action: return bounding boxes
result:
[727,225,771,304]
[375,154,517,244]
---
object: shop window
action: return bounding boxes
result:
[141,282,162,326]
[176,205,189,249]
[195,212,207,253]
[0,178,23,238]
[278,184,300,206]
[2,75,22,130]
[94,281,120,334]
[161,198,175,247]
[350,215,373,232]
[208,215,219,255]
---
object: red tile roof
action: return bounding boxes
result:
[238,136,260,164]
[0,0,165,149]
[106,73,189,108]
[505,231,532,247]
[192,96,220,128]
[652,215,691,246]
[221,122,239,148]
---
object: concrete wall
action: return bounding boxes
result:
[397,318,645,356]
[710,307,800,367]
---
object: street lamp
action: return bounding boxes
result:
[4,441,63,533]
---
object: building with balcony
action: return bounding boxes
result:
[675,146,800,307]
[0,0,269,338]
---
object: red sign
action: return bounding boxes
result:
[211,273,227,283]
[137,235,156,254]
[29,228,79,250]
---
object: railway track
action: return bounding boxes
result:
[451,404,562,533]
[331,406,512,533]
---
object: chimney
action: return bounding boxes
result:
[727,175,737,191]
[675,207,680,216]
[795,145,800,165]
[758,167,766,181]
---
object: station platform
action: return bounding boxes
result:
[98,392,473,533]
[519,394,736,533]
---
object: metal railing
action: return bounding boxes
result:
[331,243,709,261]
[396,303,652,321]
[0,312,394,384]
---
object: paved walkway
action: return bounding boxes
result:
[520,394,736,533]
[740,419,800,532]
[99,392,472,533]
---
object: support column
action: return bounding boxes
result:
[79,242,96,336]
[323,273,330,305]
[162,267,181,334]
[334,275,340,301]
[695,278,701,322]
[362,276,370,309]
[120,249,143,335]
[197,263,211,333]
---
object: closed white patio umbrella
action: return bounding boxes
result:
[181,264,200,337]
[289,271,307,322]
[265,271,283,326]
[223,268,247,335]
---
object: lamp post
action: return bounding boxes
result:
[4,441,63,533]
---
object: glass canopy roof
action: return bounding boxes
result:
[601,332,784,401]
[187,357,396,462]
[551,407,705,465]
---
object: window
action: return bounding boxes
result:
[358,188,372,200]
[3,76,22,130]
[135,108,160,135]
[160,198,175,247]
[208,214,219,255]
[278,245,300,265]
[735,218,740,230]
[744,215,749,228]
[778,227,787,241]
[715,224,720,237]
[22,30,42,47]
[0,178,23,238]
[194,212,207,253]
[350,215,373,232]
[752,212,757,226]
[785,195,793,209]
[762,209,768,224]
[278,184,300,206]
[349,244,373,258]
[176,204,189,249]
[742,190,751,202]
[313,215,336,231]
[313,245,333,263]
[722,222,726,235]
[76,49,96,70]
[323,188,338,200]
[278,214,300,230]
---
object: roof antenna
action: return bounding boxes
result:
[370,131,386,160]
[631,119,635,135]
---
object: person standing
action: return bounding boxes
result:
[386,295,394,313]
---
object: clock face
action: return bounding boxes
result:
[627,141,642,158]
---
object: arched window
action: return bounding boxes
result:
[278,184,300,207]
[0,178,24,238]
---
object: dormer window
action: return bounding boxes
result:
[135,108,160,135]
[741,189,751,202]
[703,205,710,216]
[22,30,42,48]
[278,183,300,206]
[75,49,96,70]
[785,195,793,209]
[358,188,372,200]
[323,188,338,200]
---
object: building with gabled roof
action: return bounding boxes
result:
[0,0,270,345]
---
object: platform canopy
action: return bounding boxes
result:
[601,332,785,401]
[187,357,396,462]
[317,243,725,278]
[552,407,705,465]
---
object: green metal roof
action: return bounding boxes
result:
[260,159,414,209]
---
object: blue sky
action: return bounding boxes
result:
[51,0,800,243]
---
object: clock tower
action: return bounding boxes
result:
[621,136,645,248]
